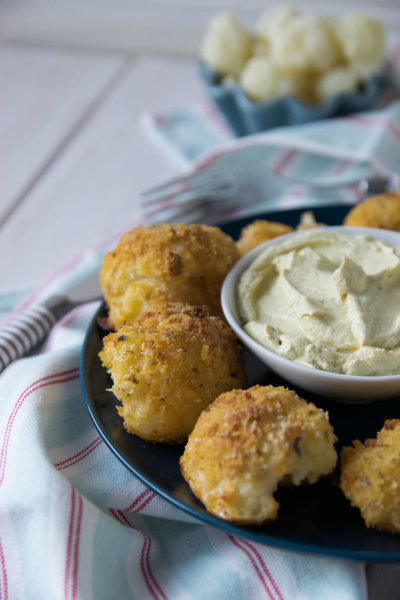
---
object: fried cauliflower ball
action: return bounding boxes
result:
[180,385,337,524]
[99,303,246,444]
[100,223,239,330]
[236,220,294,256]
[199,11,253,78]
[343,191,400,230]
[340,420,400,533]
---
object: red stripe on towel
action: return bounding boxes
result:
[228,535,277,599]
[54,436,103,470]
[273,149,298,175]
[140,537,160,600]
[0,540,8,600]
[71,493,83,600]
[143,536,169,600]
[64,487,77,600]
[240,538,285,600]
[348,114,400,142]
[125,489,153,511]
[109,509,168,600]
[0,369,80,488]
[133,492,156,513]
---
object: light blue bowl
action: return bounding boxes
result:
[199,62,390,137]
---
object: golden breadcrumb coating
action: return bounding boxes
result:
[340,419,400,533]
[99,303,246,444]
[236,220,293,256]
[100,223,239,329]
[180,385,337,524]
[343,191,400,230]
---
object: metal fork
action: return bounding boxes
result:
[141,153,399,224]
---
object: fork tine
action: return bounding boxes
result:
[141,172,196,199]
[143,194,243,225]
[141,168,221,202]
[142,173,236,209]
[140,149,397,226]
[142,182,238,221]
[144,200,211,224]
[141,161,237,198]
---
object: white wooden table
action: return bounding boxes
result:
[1,35,400,600]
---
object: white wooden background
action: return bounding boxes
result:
[1,0,400,55]
[1,2,400,596]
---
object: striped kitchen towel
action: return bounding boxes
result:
[4,41,400,600]
[0,246,368,600]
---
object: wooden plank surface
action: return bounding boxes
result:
[0,44,125,225]
[1,0,399,55]
[0,53,205,292]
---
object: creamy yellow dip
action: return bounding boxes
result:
[238,230,400,376]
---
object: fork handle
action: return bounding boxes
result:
[0,296,76,373]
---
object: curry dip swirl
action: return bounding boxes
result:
[238,229,400,376]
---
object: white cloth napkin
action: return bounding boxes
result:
[2,41,400,600]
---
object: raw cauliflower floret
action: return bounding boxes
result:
[334,14,385,64]
[272,15,342,74]
[316,66,360,102]
[240,56,310,102]
[256,4,300,43]
[199,11,253,78]
[351,60,385,83]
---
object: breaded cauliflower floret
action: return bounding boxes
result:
[236,220,293,256]
[199,11,252,78]
[100,223,239,329]
[343,192,400,230]
[99,303,246,444]
[180,385,337,524]
[340,420,400,533]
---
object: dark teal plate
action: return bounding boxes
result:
[81,204,400,562]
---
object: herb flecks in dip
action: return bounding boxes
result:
[238,230,400,376]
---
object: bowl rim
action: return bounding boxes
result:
[221,225,400,383]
